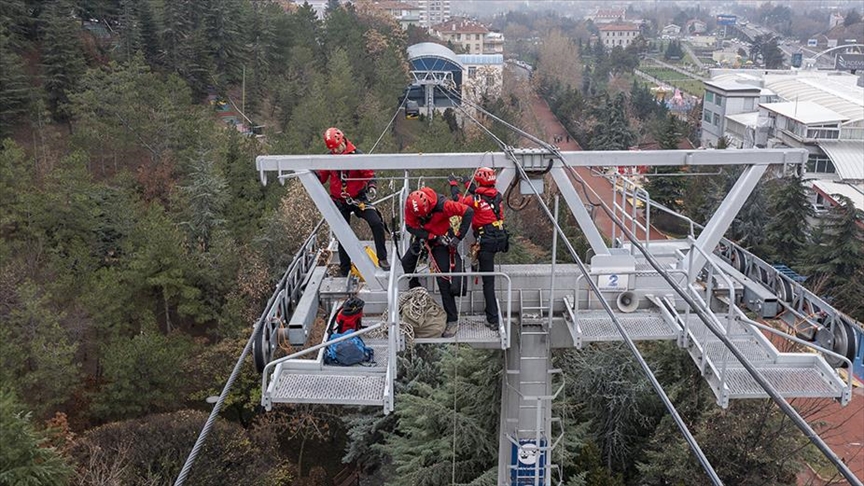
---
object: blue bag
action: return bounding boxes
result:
[324,331,374,366]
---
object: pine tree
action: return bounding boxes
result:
[383,347,501,485]
[116,0,141,63]
[178,152,229,252]
[804,196,864,313]
[40,2,87,121]
[0,389,73,486]
[0,25,31,137]
[589,94,635,151]
[202,0,245,87]
[764,172,811,265]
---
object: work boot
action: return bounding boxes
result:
[486,316,499,330]
[378,259,390,271]
[441,321,459,338]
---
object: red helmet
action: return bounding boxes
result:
[407,189,436,218]
[474,167,497,186]
[324,127,346,151]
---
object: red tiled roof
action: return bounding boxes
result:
[432,18,489,34]
[598,23,640,32]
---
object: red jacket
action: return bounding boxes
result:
[316,142,374,200]
[405,187,473,241]
[452,186,503,230]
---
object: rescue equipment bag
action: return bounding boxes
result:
[324,331,374,366]
[333,297,365,333]
[399,287,447,338]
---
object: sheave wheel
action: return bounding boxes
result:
[253,321,275,373]
[816,320,857,369]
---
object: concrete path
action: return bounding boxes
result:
[527,94,666,242]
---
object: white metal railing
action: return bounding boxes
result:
[611,174,652,251]
[260,321,387,410]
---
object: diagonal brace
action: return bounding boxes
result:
[298,172,385,291]
[688,164,767,280]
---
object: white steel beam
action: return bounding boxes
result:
[297,172,385,291]
[550,167,610,256]
[257,149,807,183]
[688,164,768,280]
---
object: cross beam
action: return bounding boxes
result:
[256,149,807,184]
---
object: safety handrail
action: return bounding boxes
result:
[687,237,737,396]
[255,218,325,333]
[260,322,386,408]
[396,271,513,350]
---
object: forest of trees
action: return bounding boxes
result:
[2,1,863,486]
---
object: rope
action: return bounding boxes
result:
[368,286,448,349]
[369,93,409,154]
[451,338,459,485]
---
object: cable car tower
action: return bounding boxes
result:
[173,90,862,486]
[248,138,863,485]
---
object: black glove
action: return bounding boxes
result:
[366,184,377,201]
[434,235,450,246]
[448,236,460,250]
[448,175,463,186]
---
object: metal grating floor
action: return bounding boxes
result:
[702,339,775,365]
[414,315,501,344]
[684,314,750,340]
[577,310,679,342]
[271,373,386,405]
[722,367,841,398]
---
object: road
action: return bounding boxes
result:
[526,93,666,241]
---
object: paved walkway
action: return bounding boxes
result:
[527,94,666,241]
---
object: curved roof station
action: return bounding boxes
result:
[404,42,464,116]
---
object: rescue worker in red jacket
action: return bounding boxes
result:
[319,127,389,276]
[449,167,508,328]
[402,187,474,336]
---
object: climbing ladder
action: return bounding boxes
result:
[500,290,564,486]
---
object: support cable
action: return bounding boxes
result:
[174,324,258,486]
[447,94,723,485]
[174,223,324,486]
[369,92,410,154]
[561,165,863,486]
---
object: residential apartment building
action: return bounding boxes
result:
[700,69,864,211]
[485,32,505,54]
[598,23,640,49]
[458,54,504,104]
[415,0,450,28]
[431,18,489,54]
[371,1,422,29]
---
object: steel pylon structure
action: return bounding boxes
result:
[251,148,863,486]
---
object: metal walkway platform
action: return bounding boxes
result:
[266,338,390,407]
[414,315,502,345]
[680,315,847,406]
[562,299,681,349]
[269,373,387,406]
